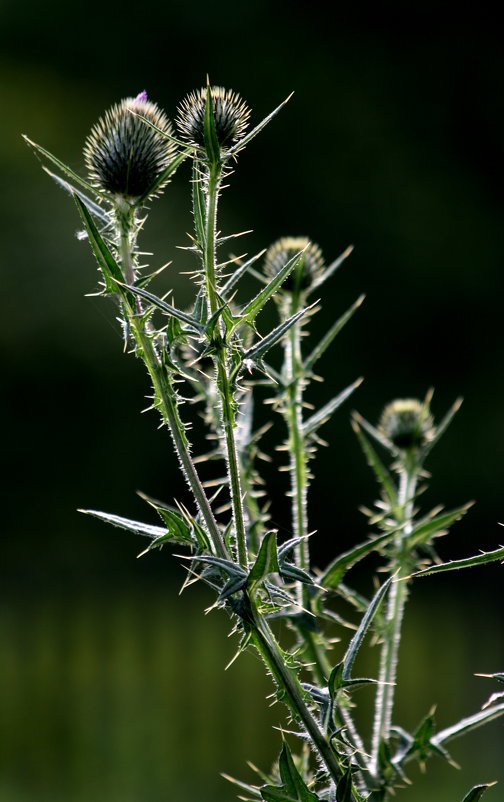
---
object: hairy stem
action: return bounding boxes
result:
[283,293,310,605]
[369,465,417,784]
[117,207,228,560]
[247,595,345,790]
[201,163,248,568]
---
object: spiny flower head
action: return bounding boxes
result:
[84,92,177,201]
[264,237,325,295]
[175,86,250,150]
[379,399,434,451]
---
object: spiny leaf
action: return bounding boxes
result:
[23,135,107,199]
[411,545,504,578]
[352,411,394,452]
[320,530,399,589]
[335,766,354,802]
[192,158,207,248]
[342,577,392,681]
[228,93,293,156]
[129,109,198,151]
[221,772,262,800]
[119,283,204,332]
[203,84,221,165]
[134,147,190,207]
[261,788,299,802]
[460,783,497,802]
[408,503,474,548]
[78,509,167,539]
[309,244,354,294]
[328,662,377,697]
[73,196,128,297]
[248,531,280,586]
[351,416,398,506]
[278,742,319,802]
[221,249,267,298]
[43,167,110,224]
[423,396,463,456]
[303,294,364,374]
[189,553,247,580]
[303,379,363,437]
[432,702,504,746]
[240,249,304,325]
[244,307,313,365]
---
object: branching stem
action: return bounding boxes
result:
[117,207,228,560]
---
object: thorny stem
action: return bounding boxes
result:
[283,293,367,776]
[369,462,418,786]
[246,594,348,793]
[117,207,228,560]
[202,162,248,568]
[283,292,310,606]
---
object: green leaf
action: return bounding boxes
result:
[221,772,262,800]
[351,416,398,507]
[73,196,127,296]
[203,84,221,165]
[192,159,207,249]
[78,509,167,539]
[278,742,319,802]
[352,411,394,452]
[261,788,299,802]
[328,660,377,698]
[190,554,247,580]
[335,766,354,802]
[119,283,204,332]
[342,577,392,681]
[23,135,107,199]
[228,92,293,156]
[221,249,267,299]
[423,396,463,456]
[244,306,313,365]
[240,249,304,325]
[303,379,363,437]
[134,148,190,207]
[432,702,504,746]
[303,294,364,374]
[408,503,473,548]
[460,784,497,802]
[411,546,504,578]
[42,167,110,224]
[320,530,399,589]
[308,244,354,295]
[128,109,198,151]
[248,531,280,585]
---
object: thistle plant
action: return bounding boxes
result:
[25,83,504,802]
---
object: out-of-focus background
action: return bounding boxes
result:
[2,3,504,800]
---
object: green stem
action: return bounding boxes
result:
[369,465,417,784]
[283,295,310,605]
[201,162,248,568]
[117,207,228,561]
[247,596,344,789]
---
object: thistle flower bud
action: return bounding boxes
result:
[264,237,325,295]
[175,86,250,150]
[379,399,434,451]
[84,93,176,200]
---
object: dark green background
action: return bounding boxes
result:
[2,3,504,800]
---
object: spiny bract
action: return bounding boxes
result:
[175,86,250,149]
[264,236,325,294]
[84,92,177,200]
[379,398,434,450]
